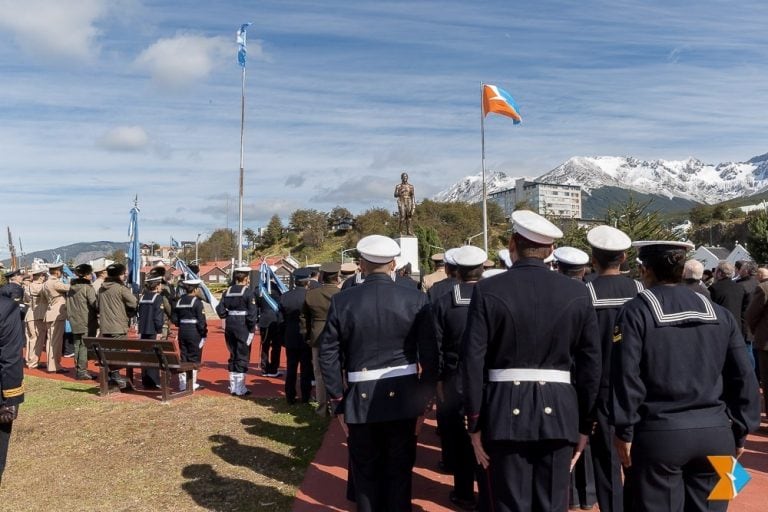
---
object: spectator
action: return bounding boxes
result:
[66,264,98,380]
[97,263,137,388]
[745,269,768,422]
[682,259,710,298]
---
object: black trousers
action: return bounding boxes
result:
[589,401,623,512]
[139,333,160,387]
[259,326,281,374]
[0,421,12,484]
[347,418,418,512]
[284,344,313,403]
[441,375,477,501]
[484,439,572,512]
[224,325,251,373]
[629,426,734,512]
[178,327,202,364]
[570,442,597,509]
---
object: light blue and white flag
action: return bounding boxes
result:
[237,23,252,68]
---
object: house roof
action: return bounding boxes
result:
[703,246,730,260]
[197,264,227,276]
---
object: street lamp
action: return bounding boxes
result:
[341,248,356,264]
[465,232,484,245]
[195,233,202,263]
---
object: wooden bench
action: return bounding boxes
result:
[84,337,198,403]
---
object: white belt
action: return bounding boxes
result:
[488,368,571,384]
[347,363,417,383]
[228,311,247,316]
[180,319,198,324]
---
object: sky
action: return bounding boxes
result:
[1,0,768,253]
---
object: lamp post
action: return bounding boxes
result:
[466,232,484,245]
[195,233,202,263]
[341,248,356,264]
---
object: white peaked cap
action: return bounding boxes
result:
[356,235,401,264]
[543,253,555,264]
[497,249,513,268]
[553,246,590,266]
[454,246,488,267]
[482,268,507,279]
[632,240,695,250]
[587,225,632,251]
[511,210,563,244]
[443,248,460,266]
[182,278,202,286]
[394,256,408,270]
[234,266,252,273]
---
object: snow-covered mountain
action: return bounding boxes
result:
[432,171,527,203]
[434,153,768,206]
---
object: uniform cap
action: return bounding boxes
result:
[319,262,341,274]
[482,268,507,279]
[497,249,512,268]
[145,275,163,283]
[483,259,495,268]
[233,266,252,273]
[182,278,202,286]
[511,210,563,244]
[587,225,632,251]
[4,269,22,279]
[553,246,590,266]
[74,263,93,276]
[293,268,312,280]
[340,262,357,274]
[91,262,108,273]
[106,263,126,277]
[48,262,64,270]
[453,246,488,267]
[632,240,695,250]
[394,256,408,270]
[543,253,555,264]
[356,235,400,264]
[430,252,445,263]
[29,263,47,275]
[443,248,459,266]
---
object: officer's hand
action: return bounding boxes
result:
[246,333,254,346]
[735,446,745,459]
[613,436,632,468]
[469,431,490,469]
[0,404,18,423]
[199,338,206,349]
[570,434,588,472]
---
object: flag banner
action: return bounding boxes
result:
[237,23,252,68]
[127,205,141,293]
[171,237,180,249]
[483,84,522,123]
[175,259,219,309]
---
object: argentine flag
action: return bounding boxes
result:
[237,23,252,68]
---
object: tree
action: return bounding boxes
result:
[557,219,590,252]
[747,212,768,263]
[604,196,674,269]
[328,206,354,231]
[243,228,259,248]
[262,215,283,247]
[197,229,237,262]
[689,204,713,226]
[108,249,127,265]
[289,209,328,248]
[354,208,397,238]
[415,225,443,274]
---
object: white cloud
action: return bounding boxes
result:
[97,125,149,151]
[0,0,106,62]
[134,33,239,89]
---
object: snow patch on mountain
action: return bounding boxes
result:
[432,171,526,203]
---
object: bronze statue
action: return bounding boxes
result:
[394,172,415,236]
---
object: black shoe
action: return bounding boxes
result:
[449,491,477,511]
[75,373,95,380]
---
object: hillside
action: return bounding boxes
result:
[2,241,128,267]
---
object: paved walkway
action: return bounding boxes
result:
[26,320,768,511]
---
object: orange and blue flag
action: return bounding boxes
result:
[707,455,751,500]
[483,84,521,123]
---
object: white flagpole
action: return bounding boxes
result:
[480,83,488,254]
[238,55,246,265]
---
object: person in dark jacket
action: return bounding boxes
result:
[431,245,487,511]
[0,270,27,323]
[257,284,283,378]
[137,276,168,389]
[172,279,207,391]
[98,263,137,388]
[0,295,24,486]
[66,264,98,380]
[216,266,258,396]
[319,234,438,511]
[682,259,710,298]
[461,210,601,512]
[280,271,312,404]
[611,241,760,512]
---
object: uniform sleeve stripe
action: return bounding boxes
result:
[3,385,24,398]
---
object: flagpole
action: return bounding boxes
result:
[480,83,488,254]
[237,56,246,265]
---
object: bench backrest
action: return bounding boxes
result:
[83,337,182,367]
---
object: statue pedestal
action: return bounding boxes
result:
[395,236,420,276]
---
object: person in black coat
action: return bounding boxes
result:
[461,210,601,512]
[137,276,167,389]
[611,241,760,512]
[280,272,312,404]
[0,295,25,485]
[319,234,439,512]
[172,279,208,391]
[0,270,27,323]
[216,267,258,396]
[257,285,283,378]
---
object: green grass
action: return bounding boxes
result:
[3,376,329,511]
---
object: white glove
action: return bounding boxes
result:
[246,333,254,346]
[199,338,206,349]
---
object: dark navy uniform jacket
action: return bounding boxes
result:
[138,291,165,336]
[432,282,475,381]
[341,272,416,291]
[585,275,643,403]
[0,296,24,407]
[0,282,26,319]
[216,284,258,334]
[427,277,458,302]
[172,295,207,340]
[256,290,282,329]
[461,257,601,443]
[280,287,307,350]
[610,285,760,447]
[319,272,439,424]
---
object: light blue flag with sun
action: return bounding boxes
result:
[237,23,252,68]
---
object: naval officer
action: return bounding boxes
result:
[610,240,760,512]
[319,234,439,512]
[461,210,601,512]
